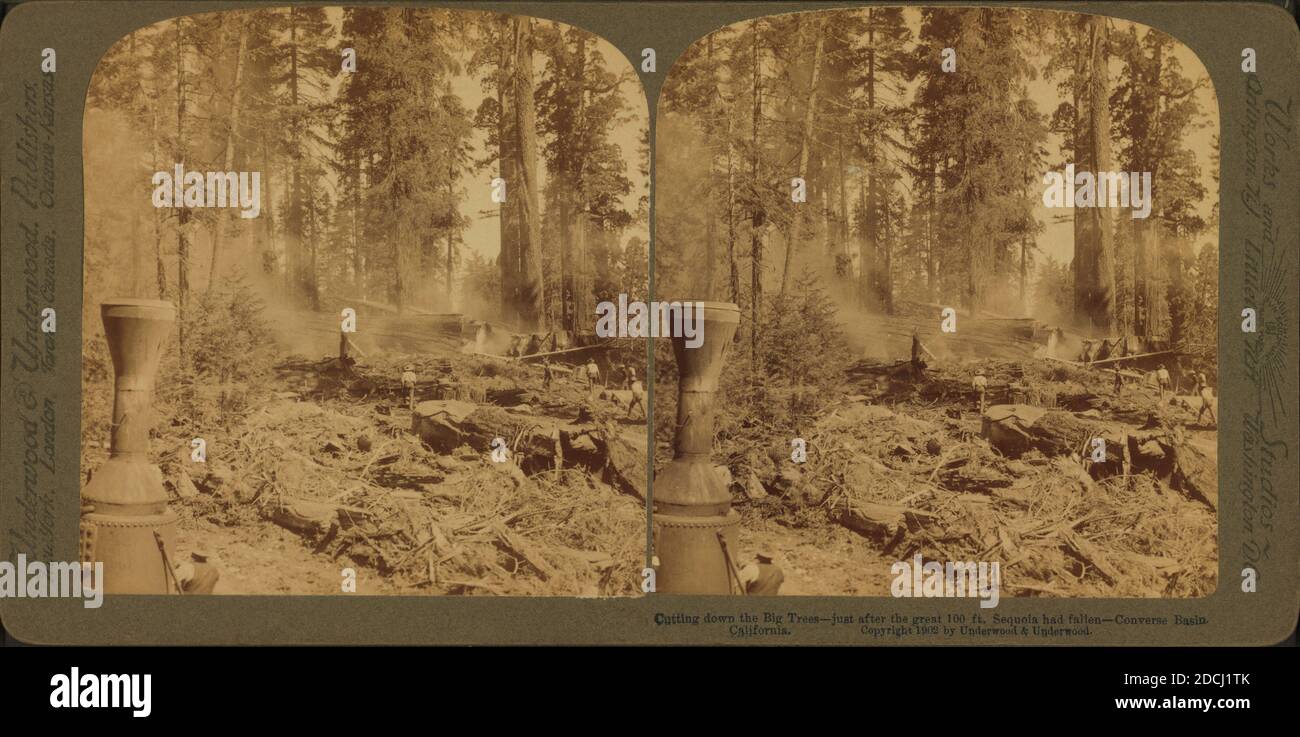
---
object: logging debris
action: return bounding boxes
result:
[146,344,646,596]
[712,356,1217,598]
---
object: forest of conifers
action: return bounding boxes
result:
[657,7,1218,354]
[84,7,648,340]
[83,5,1219,362]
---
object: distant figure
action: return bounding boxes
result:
[1113,370,1124,397]
[972,372,988,413]
[623,363,636,390]
[1045,327,1065,358]
[401,364,418,410]
[1195,371,1216,426]
[541,357,553,389]
[337,330,357,372]
[1155,363,1172,403]
[627,378,646,419]
[585,358,601,395]
[910,328,928,379]
[739,551,784,595]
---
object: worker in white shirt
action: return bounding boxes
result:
[1155,363,1171,403]
[585,358,601,397]
[401,364,418,410]
[1195,371,1216,426]
[972,372,988,413]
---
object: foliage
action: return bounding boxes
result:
[182,270,275,385]
[1031,255,1075,326]
[654,274,849,451]
[657,7,1214,344]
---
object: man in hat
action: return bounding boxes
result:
[174,550,220,595]
[541,357,554,389]
[738,551,784,595]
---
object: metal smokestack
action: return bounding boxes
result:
[653,301,741,593]
[81,299,179,594]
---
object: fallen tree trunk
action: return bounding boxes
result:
[560,425,646,500]
[981,405,1216,510]
[981,405,1112,458]
[829,500,908,552]
[412,401,559,469]
[1127,426,1217,510]
[412,400,646,497]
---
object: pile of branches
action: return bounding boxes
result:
[161,392,642,596]
[729,397,1217,598]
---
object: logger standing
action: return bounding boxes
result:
[1155,363,1172,403]
[585,358,601,397]
[627,377,646,419]
[1195,371,1216,426]
[401,365,418,410]
[972,372,988,413]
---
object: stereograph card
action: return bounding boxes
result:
[0,0,1296,645]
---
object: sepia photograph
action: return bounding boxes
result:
[0,0,1296,670]
[653,6,1220,598]
[79,6,650,596]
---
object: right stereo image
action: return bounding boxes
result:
[652,6,1220,599]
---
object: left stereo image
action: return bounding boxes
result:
[80,6,651,597]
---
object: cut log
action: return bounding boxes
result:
[938,459,1014,491]
[267,497,338,536]
[563,426,647,500]
[485,387,540,407]
[845,359,911,377]
[411,401,552,458]
[1168,442,1216,510]
[412,400,647,497]
[981,404,1113,459]
[1084,349,1177,367]
[830,500,907,551]
[1126,427,1217,510]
